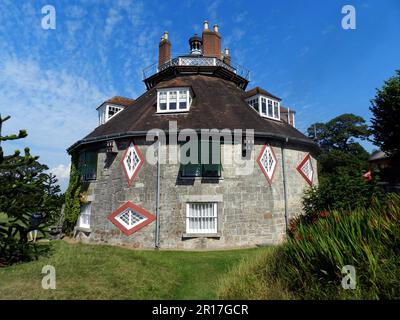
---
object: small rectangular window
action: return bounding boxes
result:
[261,98,267,115]
[78,203,91,229]
[273,102,279,119]
[268,100,273,118]
[179,90,187,109]
[159,91,167,110]
[169,91,177,110]
[254,98,259,110]
[186,202,217,234]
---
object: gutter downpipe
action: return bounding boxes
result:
[281,137,289,233]
[155,136,161,249]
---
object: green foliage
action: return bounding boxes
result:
[218,195,400,299]
[0,115,61,265]
[307,113,370,152]
[278,194,400,299]
[302,171,383,216]
[305,113,381,214]
[63,154,81,235]
[370,70,400,160]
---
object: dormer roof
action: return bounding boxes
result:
[96,96,135,110]
[245,87,281,101]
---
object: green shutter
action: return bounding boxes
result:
[83,151,97,180]
[180,142,201,177]
[202,140,221,177]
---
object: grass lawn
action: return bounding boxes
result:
[0,240,267,300]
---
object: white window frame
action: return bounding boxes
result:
[157,87,191,113]
[122,142,142,181]
[115,208,147,231]
[259,145,277,183]
[186,202,218,234]
[246,94,281,121]
[78,203,92,229]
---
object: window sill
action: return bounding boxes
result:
[75,226,92,233]
[179,176,223,181]
[156,110,190,114]
[182,233,221,239]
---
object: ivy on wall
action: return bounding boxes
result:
[63,153,81,234]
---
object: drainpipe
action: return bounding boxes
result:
[155,137,161,249]
[281,138,289,232]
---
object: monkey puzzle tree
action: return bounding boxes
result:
[0,115,61,265]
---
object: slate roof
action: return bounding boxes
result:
[68,74,316,152]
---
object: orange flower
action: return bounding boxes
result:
[319,210,330,218]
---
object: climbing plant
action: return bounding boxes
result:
[63,153,81,235]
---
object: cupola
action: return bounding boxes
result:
[189,34,202,55]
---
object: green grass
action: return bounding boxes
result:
[218,194,400,300]
[0,240,263,300]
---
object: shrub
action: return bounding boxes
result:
[218,194,400,299]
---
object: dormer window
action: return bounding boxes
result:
[98,104,124,125]
[157,88,191,113]
[246,95,280,120]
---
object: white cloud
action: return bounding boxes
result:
[207,0,220,22]
[233,12,247,23]
[49,164,71,179]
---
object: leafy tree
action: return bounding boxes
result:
[303,114,382,215]
[307,113,370,177]
[370,70,400,160]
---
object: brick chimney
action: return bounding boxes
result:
[158,31,171,66]
[202,21,221,58]
[223,47,231,65]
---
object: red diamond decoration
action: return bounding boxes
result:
[297,153,314,186]
[121,141,144,186]
[108,201,156,236]
[257,144,278,184]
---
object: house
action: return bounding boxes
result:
[369,151,400,192]
[67,21,318,249]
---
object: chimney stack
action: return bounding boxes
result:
[158,31,171,66]
[223,47,231,65]
[202,21,221,58]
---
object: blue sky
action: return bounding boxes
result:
[0,0,399,191]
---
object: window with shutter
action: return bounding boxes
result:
[80,151,98,181]
[180,140,221,178]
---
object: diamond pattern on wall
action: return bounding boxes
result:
[297,153,314,186]
[121,141,144,186]
[257,144,278,184]
[108,201,155,236]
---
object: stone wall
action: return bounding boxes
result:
[76,137,318,249]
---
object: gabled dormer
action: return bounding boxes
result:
[97,96,135,126]
[245,87,281,121]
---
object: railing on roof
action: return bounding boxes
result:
[142,55,250,81]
